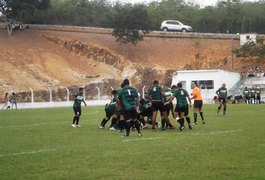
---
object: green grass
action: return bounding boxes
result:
[0,104,265,179]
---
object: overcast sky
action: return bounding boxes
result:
[112,0,258,7]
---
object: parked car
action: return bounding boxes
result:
[8,19,23,30]
[160,20,192,32]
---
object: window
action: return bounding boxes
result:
[191,80,214,89]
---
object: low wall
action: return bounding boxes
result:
[0,100,109,110]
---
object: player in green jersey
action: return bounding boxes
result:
[147,80,175,130]
[99,90,118,130]
[216,83,228,115]
[118,79,142,137]
[72,87,87,127]
[162,85,175,129]
[168,83,192,131]
[255,87,261,104]
[242,87,250,104]
[250,87,256,104]
[138,93,153,129]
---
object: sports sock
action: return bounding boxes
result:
[72,116,77,124]
[194,113,197,122]
[100,117,108,126]
[125,120,131,136]
[161,119,165,128]
[134,120,141,134]
[186,116,191,124]
[199,112,204,120]
[110,118,117,127]
[76,116,80,125]
[118,120,125,130]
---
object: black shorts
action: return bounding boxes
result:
[73,107,81,116]
[140,107,153,117]
[105,108,115,119]
[219,98,227,104]
[194,100,203,109]
[175,105,189,116]
[164,102,173,116]
[124,110,137,121]
[152,101,166,112]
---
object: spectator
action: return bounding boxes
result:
[10,92,18,109]
[1,93,9,110]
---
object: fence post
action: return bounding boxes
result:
[142,86,146,98]
[29,87,34,103]
[48,87,52,102]
[65,87,70,102]
[96,86,100,100]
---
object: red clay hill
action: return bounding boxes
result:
[0,26,263,101]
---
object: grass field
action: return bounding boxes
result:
[0,104,265,179]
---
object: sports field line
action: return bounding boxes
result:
[0,149,56,158]
[185,130,242,136]
[0,121,67,128]
[122,137,165,143]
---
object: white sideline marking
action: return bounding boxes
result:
[0,122,66,128]
[186,130,242,136]
[122,137,165,143]
[0,149,56,158]
[209,130,242,134]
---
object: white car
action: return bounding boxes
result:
[160,20,192,32]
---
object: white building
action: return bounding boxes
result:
[240,33,257,46]
[171,70,240,103]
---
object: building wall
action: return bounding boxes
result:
[172,70,240,102]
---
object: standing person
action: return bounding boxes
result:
[148,80,175,131]
[216,83,228,116]
[117,83,125,133]
[190,82,205,124]
[72,87,87,127]
[138,93,152,129]
[1,93,9,110]
[242,87,250,104]
[256,87,261,104]
[99,90,118,130]
[168,83,192,131]
[10,92,18,109]
[163,85,175,120]
[118,79,142,137]
[250,87,256,104]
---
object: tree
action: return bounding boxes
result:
[0,0,50,21]
[111,4,152,46]
[233,38,265,68]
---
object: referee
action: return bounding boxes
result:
[190,82,205,124]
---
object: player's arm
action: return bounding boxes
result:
[190,89,197,100]
[187,96,192,108]
[167,95,175,104]
[136,95,140,113]
[215,89,220,96]
[82,99,87,106]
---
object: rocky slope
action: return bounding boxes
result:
[0,28,263,102]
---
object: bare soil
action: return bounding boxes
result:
[0,28,263,101]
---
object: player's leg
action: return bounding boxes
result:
[99,109,111,128]
[223,101,227,115]
[184,105,192,129]
[110,114,118,130]
[76,108,82,127]
[72,107,78,127]
[177,111,185,131]
[199,101,205,123]
[217,100,223,115]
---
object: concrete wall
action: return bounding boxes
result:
[0,100,109,110]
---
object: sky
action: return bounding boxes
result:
[112,0,258,7]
